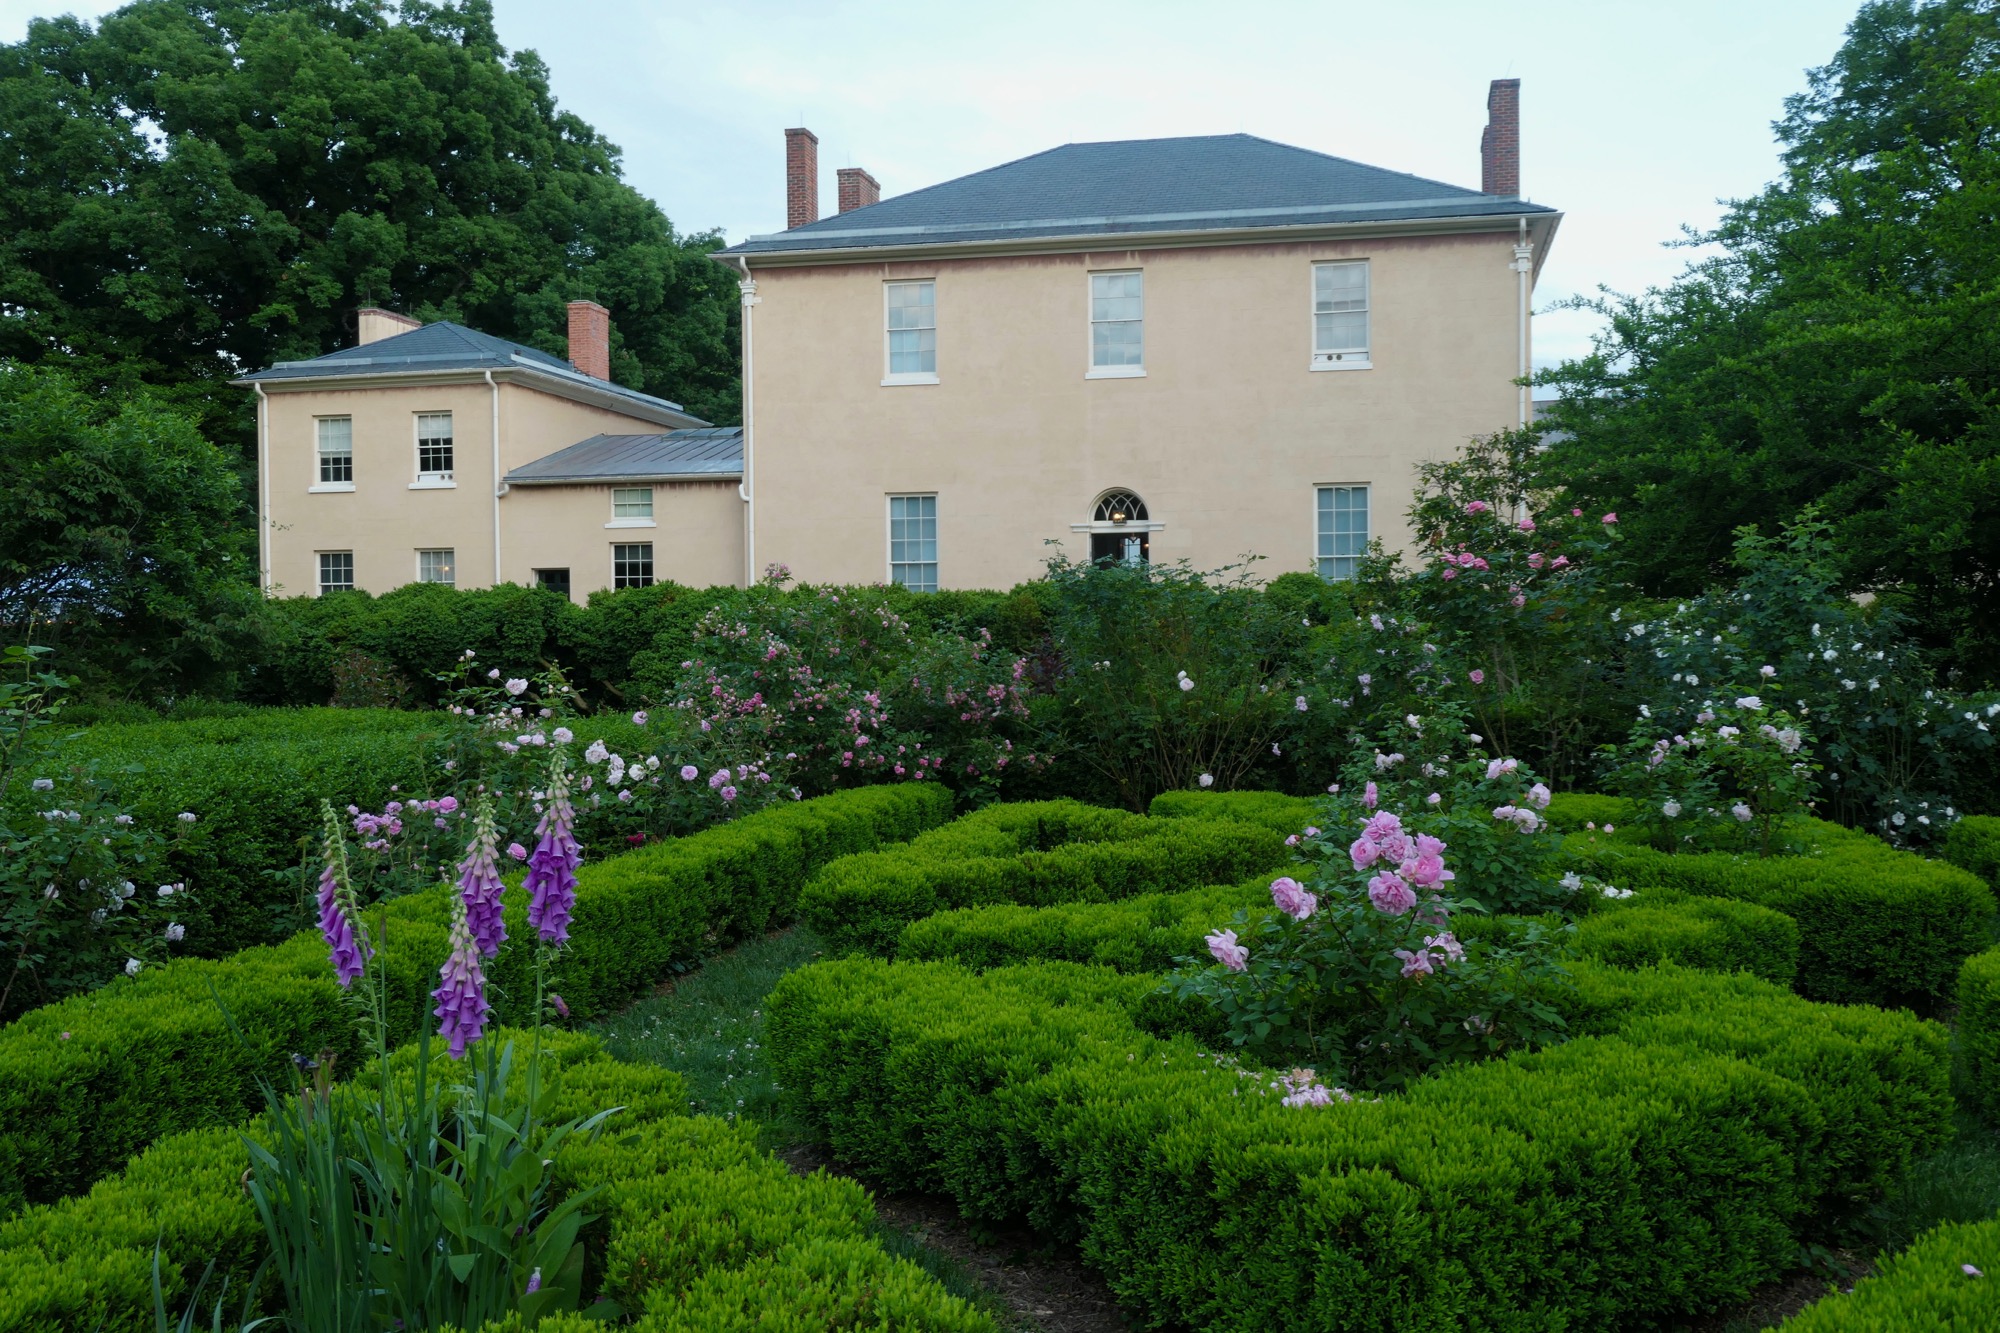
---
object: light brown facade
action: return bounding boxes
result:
[739,228,1537,589]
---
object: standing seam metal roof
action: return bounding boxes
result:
[503,428,743,484]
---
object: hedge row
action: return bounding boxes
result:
[0,1029,995,1333]
[1957,946,2000,1122]
[766,955,1953,1331]
[798,799,1291,955]
[1774,1215,2000,1330]
[0,783,952,1213]
[1944,814,2000,889]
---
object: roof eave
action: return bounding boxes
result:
[503,471,742,486]
[230,363,708,430]
[712,208,1564,268]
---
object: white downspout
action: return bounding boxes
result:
[254,382,270,594]
[485,369,501,587]
[730,255,758,588]
[1512,218,1533,429]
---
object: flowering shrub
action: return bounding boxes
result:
[1604,690,1821,856]
[1165,803,1571,1092]
[2,645,195,1017]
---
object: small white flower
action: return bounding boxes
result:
[124,958,142,976]
[1734,696,1762,710]
[1732,803,1753,822]
[177,812,197,823]
[164,923,185,942]
[1560,872,1583,893]
[505,678,529,696]
[1661,801,1681,818]
[552,726,574,744]
[1179,677,1195,692]
[1758,665,1775,678]
[31,777,52,791]
[1198,773,1214,788]
[584,739,610,765]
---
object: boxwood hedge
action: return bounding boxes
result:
[1956,946,2000,1123]
[0,783,951,1213]
[1774,1215,2000,1331]
[1944,814,2000,890]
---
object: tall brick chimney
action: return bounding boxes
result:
[785,127,819,229]
[356,307,420,346]
[1481,79,1520,196]
[836,166,880,213]
[566,300,610,380]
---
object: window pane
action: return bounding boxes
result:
[1093,321,1143,366]
[317,418,353,484]
[318,551,354,595]
[1090,272,1143,367]
[613,543,654,589]
[1315,311,1368,352]
[886,282,937,377]
[1315,486,1369,580]
[418,548,455,586]
[889,327,937,374]
[417,412,454,477]
[888,495,938,592]
[1313,263,1370,356]
[613,487,653,519]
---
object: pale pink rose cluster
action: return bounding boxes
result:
[1350,812,1452,917]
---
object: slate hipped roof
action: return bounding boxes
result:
[234,321,707,427]
[504,428,743,485]
[717,133,1558,258]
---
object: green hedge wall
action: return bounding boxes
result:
[1147,788,1318,835]
[1944,814,2000,889]
[1774,1215,2000,1330]
[0,784,951,1213]
[766,956,1951,1332]
[1956,946,2000,1122]
[1575,895,1800,987]
[0,1030,995,1333]
[797,799,1291,955]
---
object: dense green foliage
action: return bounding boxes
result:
[1537,0,2000,677]
[0,365,257,692]
[1945,814,2000,888]
[0,0,740,450]
[0,784,948,1211]
[1775,1213,2000,1329]
[1957,946,2000,1122]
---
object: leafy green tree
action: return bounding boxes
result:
[1538,0,2000,681]
[0,361,259,693]
[0,0,740,454]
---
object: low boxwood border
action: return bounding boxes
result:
[1773,1214,2000,1330]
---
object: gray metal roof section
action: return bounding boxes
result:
[504,428,743,485]
[235,320,699,420]
[718,134,1557,257]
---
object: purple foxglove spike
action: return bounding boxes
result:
[317,803,371,987]
[525,753,582,945]
[456,796,507,958]
[433,896,492,1059]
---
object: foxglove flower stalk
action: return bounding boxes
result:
[316,802,372,987]
[456,795,507,958]
[525,751,582,945]
[433,895,492,1059]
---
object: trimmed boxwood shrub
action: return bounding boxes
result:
[766,955,1951,1332]
[1774,1215,2000,1330]
[1944,814,2000,889]
[1575,895,1800,987]
[797,799,1290,955]
[1956,946,2000,1122]
[1147,788,1318,835]
[0,783,951,1213]
[0,1030,995,1333]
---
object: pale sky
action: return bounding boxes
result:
[4,0,1864,370]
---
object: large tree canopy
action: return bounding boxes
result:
[0,0,741,450]
[1538,0,2000,681]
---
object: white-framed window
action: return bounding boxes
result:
[1316,486,1369,580]
[613,543,654,589]
[318,551,354,595]
[1088,270,1144,376]
[415,412,454,481]
[315,417,353,487]
[417,548,455,586]
[888,494,938,592]
[612,487,654,520]
[884,281,937,383]
[1312,261,1371,368]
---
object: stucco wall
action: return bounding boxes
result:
[747,230,1528,589]
[262,379,742,599]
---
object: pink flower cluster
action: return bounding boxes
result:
[1349,812,1452,918]
[1278,1067,1354,1108]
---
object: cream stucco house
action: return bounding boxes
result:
[246,80,1557,600]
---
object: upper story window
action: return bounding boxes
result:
[1088,271,1144,377]
[1312,261,1371,369]
[417,548,456,586]
[888,494,938,592]
[884,281,937,384]
[612,487,654,521]
[316,417,353,487]
[415,412,454,482]
[1316,485,1369,580]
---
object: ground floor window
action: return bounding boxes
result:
[318,551,354,595]
[417,548,455,586]
[1316,485,1369,580]
[613,543,654,589]
[1087,489,1150,565]
[535,568,571,598]
[888,494,938,592]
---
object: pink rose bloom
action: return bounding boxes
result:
[1206,928,1250,972]
[1368,872,1416,916]
[1552,555,1570,568]
[1601,513,1617,524]
[1393,947,1434,978]
[1403,853,1448,888]
[1518,517,1535,532]
[1350,836,1381,871]
[1425,931,1465,962]
[1463,500,1490,515]
[1527,552,1545,569]
[1442,567,1458,581]
[1511,594,1526,607]
[1527,783,1551,809]
[505,842,528,861]
[1270,876,1318,920]
[1571,507,1583,517]
[1469,669,1485,684]
[680,764,699,780]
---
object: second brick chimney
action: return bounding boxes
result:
[837,166,880,213]
[786,127,819,229]
[1481,79,1520,196]
[566,300,610,380]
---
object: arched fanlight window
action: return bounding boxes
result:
[1092,490,1148,525]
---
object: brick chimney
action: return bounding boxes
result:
[836,166,880,213]
[1481,79,1520,196]
[566,300,611,380]
[356,307,420,346]
[785,127,819,229]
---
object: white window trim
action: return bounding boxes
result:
[414,411,455,484]
[1067,520,1165,534]
[1313,483,1371,579]
[885,492,940,591]
[316,551,355,595]
[883,280,938,385]
[408,478,457,490]
[314,415,355,490]
[1309,260,1373,372]
[609,486,656,526]
[308,482,356,494]
[1087,269,1145,378]
[604,518,658,529]
[416,548,456,586]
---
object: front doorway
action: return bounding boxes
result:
[1087,490,1150,565]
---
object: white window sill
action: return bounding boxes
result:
[1310,356,1373,372]
[308,482,355,494]
[605,518,657,529]
[881,372,940,387]
[1085,365,1146,380]
[409,477,456,490]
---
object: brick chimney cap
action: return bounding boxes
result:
[784,126,819,143]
